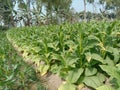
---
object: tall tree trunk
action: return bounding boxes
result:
[27,0,31,26]
[83,0,86,21]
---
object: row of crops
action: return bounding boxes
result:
[7,21,120,90]
[0,30,46,90]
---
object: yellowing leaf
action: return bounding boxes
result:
[77,83,85,90]
[85,52,92,62]
[38,65,50,76]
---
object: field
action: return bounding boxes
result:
[0,30,46,90]
[2,21,120,90]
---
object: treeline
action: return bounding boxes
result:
[0,0,120,28]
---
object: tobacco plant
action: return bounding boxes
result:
[7,21,120,90]
[0,30,46,90]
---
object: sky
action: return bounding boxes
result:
[71,0,103,13]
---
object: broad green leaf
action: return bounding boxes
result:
[58,82,76,90]
[31,47,41,53]
[112,48,119,63]
[100,65,120,86]
[92,53,104,63]
[104,56,114,66]
[51,54,62,61]
[117,87,120,90]
[85,67,97,76]
[96,73,106,83]
[47,42,59,51]
[50,64,61,74]
[100,65,120,80]
[96,85,114,90]
[107,47,120,63]
[88,35,100,42]
[66,68,84,83]
[83,75,104,89]
[117,43,120,47]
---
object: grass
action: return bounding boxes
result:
[0,30,47,90]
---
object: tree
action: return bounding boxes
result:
[106,0,120,19]
[98,0,120,19]
[0,0,15,27]
[16,0,45,26]
[17,0,35,26]
[83,0,94,21]
[86,0,120,20]
[40,0,72,24]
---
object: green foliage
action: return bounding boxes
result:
[100,65,120,89]
[7,21,120,89]
[0,25,9,30]
[96,85,114,90]
[66,68,84,83]
[83,73,105,88]
[0,31,46,90]
[58,82,76,90]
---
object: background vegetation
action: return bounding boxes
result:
[0,0,120,28]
